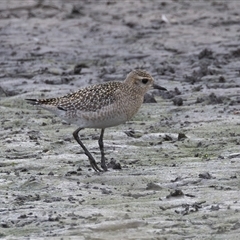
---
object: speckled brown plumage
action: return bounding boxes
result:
[33,82,119,112]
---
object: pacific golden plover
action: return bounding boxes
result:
[26,69,167,172]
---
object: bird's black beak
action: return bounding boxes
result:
[152,83,167,91]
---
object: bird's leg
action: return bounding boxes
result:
[73,127,102,172]
[98,128,108,171]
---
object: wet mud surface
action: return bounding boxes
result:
[0,1,240,239]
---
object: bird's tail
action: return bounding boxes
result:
[26,98,60,106]
[25,99,40,105]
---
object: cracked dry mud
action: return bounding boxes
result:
[0,1,240,239]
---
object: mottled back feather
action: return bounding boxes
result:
[30,82,123,112]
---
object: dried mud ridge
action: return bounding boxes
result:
[0,1,240,239]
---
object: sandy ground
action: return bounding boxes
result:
[0,0,240,239]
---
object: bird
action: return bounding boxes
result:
[26,69,167,172]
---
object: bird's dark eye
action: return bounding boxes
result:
[142,78,149,84]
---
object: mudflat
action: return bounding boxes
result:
[0,1,240,239]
